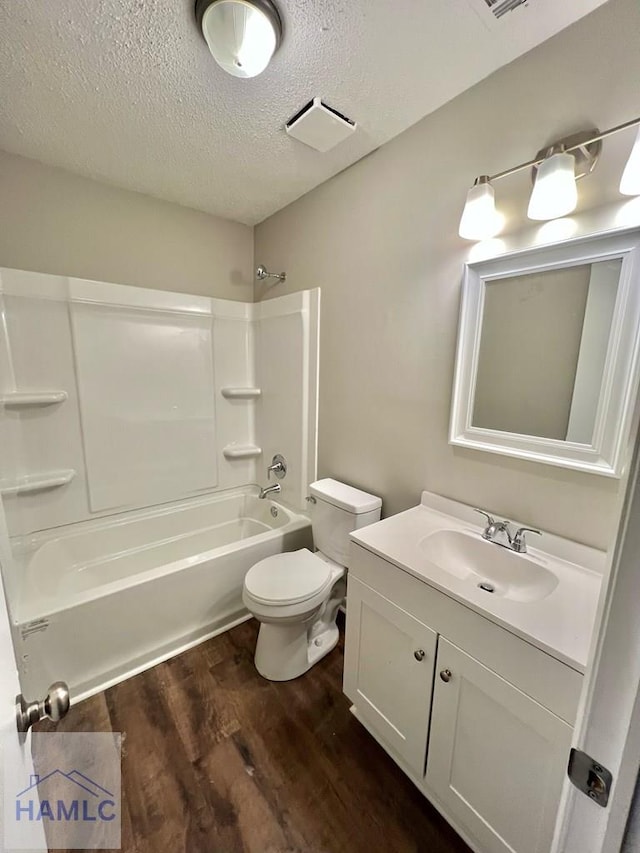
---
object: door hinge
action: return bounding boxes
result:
[568,748,613,807]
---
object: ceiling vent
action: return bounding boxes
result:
[286,98,357,153]
[465,0,531,29]
[484,0,530,18]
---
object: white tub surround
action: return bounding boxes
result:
[0,269,320,537]
[254,290,320,513]
[344,491,605,853]
[13,488,312,701]
[0,269,320,701]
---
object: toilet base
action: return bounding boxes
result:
[254,619,340,682]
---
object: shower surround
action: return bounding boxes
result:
[0,268,319,699]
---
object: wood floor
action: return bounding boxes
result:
[37,618,471,853]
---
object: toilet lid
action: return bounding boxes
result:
[244,549,333,606]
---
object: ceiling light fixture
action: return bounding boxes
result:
[195,0,282,79]
[459,116,640,241]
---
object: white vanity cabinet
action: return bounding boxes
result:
[343,576,437,776]
[344,543,584,853]
[427,638,573,853]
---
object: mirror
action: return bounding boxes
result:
[472,259,622,443]
[450,229,640,477]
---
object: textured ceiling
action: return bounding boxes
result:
[0,0,609,225]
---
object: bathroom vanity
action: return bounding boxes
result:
[343,491,605,853]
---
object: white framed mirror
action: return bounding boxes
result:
[450,228,640,477]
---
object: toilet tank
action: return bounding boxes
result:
[308,478,382,567]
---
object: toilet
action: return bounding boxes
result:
[242,478,382,681]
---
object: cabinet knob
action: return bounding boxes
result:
[414,649,426,661]
[439,669,453,683]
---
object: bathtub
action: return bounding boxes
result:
[12,487,312,701]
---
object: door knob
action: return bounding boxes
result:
[16,681,70,740]
[414,649,426,661]
[439,669,453,683]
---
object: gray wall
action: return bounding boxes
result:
[1,2,637,552]
[0,150,254,300]
[255,0,640,551]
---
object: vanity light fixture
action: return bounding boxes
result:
[620,127,640,196]
[459,115,640,241]
[458,177,503,241]
[527,145,578,221]
[195,0,282,79]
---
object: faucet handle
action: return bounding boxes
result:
[512,526,541,553]
[514,526,541,538]
[473,508,495,527]
[267,454,287,481]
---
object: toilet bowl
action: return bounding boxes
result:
[243,548,345,680]
[243,478,382,681]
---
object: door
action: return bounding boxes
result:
[426,637,573,853]
[553,419,640,853]
[343,576,437,776]
[0,502,47,852]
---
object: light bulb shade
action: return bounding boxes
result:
[197,0,281,78]
[458,179,502,241]
[527,151,578,220]
[620,127,640,196]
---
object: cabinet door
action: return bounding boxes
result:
[344,576,437,776]
[426,638,573,853]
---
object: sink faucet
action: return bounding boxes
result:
[474,509,541,554]
[259,483,281,500]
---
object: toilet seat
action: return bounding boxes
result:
[244,548,333,606]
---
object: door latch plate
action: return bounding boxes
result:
[568,748,612,807]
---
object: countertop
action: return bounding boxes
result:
[350,491,606,672]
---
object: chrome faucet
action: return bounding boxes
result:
[267,454,287,480]
[259,483,281,500]
[474,509,541,554]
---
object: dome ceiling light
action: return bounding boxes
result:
[195,0,282,79]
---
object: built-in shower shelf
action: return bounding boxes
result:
[222,444,262,460]
[221,387,262,399]
[1,391,68,408]
[0,469,76,496]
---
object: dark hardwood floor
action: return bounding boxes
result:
[37,618,471,853]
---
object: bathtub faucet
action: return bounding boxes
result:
[259,483,281,500]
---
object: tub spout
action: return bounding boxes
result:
[259,483,281,499]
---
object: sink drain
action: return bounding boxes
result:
[478,581,495,593]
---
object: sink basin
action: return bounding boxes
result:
[420,529,559,603]
[349,491,606,670]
